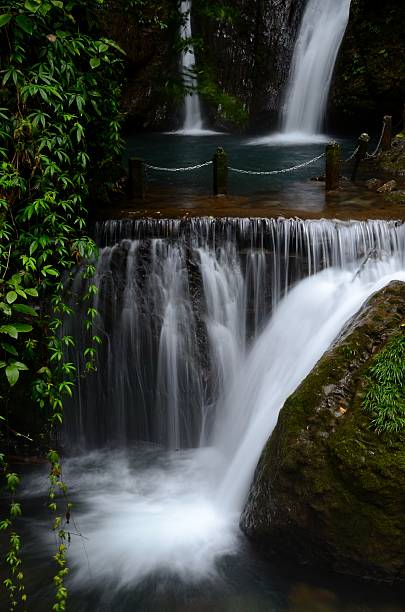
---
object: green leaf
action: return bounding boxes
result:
[25,288,39,297]
[13,303,38,316]
[15,15,33,34]
[0,325,18,339]
[10,502,22,517]
[90,57,100,69]
[1,342,18,356]
[6,291,17,304]
[13,361,29,371]
[5,365,19,386]
[13,323,33,333]
[0,14,12,27]
[24,0,41,13]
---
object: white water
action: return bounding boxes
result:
[252,0,352,146]
[176,1,215,135]
[29,245,405,593]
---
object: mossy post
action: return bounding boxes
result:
[325,142,341,191]
[351,133,370,182]
[128,157,145,199]
[213,147,228,195]
[381,115,392,151]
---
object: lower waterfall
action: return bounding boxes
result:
[47,218,405,593]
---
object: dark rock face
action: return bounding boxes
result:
[194,0,306,131]
[330,0,405,132]
[99,1,180,130]
[241,281,405,583]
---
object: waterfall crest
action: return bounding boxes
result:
[66,218,405,451]
[282,0,352,138]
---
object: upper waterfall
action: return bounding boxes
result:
[177,1,205,134]
[282,0,352,139]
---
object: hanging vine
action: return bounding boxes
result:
[0,0,125,608]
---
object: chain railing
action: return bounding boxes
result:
[366,122,385,159]
[127,114,397,198]
[344,145,359,163]
[145,161,213,172]
[228,153,325,175]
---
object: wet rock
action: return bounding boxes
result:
[365,178,383,191]
[241,281,405,583]
[194,0,306,130]
[377,180,397,193]
[378,137,405,177]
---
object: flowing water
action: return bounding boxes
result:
[16,218,405,610]
[254,0,352,145]
[282,0,352,138]
[176,1,212,135]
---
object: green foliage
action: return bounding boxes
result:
[0,0,125,607]
[194,0,238,23]
[0,0,124,403]
[362,330,405,433]
[101,0,169,29]
[199,70,248,126]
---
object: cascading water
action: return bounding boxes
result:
[282,0,352,139]
[251,0,352,145]
[29,218,405,603]
[177,1,206,135]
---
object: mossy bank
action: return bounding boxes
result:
[241,281,405,583]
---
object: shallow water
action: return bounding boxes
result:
[13,447,405,612]
[125,133,357,197]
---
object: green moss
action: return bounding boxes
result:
[362,331,405,433]
[242,282,405,581]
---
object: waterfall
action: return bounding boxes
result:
[66,217,405,450]
[56,217,405,591]
[250,0,351,145]
[282,0,352,139]
[177,1,205,134]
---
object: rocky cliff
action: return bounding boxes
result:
[241,281,405,582]
[194,0,306,131]
[100,0,405,133]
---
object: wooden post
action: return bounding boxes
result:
[381,115,392,151]
[351,133,370,182]
[128,157,145,199]
[213,147,228,196]
[325,142,341,191]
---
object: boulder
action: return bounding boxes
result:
[377,180,397,193]
[241,281,405,582]
[365,178,383,191]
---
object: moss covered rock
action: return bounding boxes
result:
[378,137,405,177]
[241,281,405,582]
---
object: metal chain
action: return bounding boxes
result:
[366,123,385,159]
[228,152,325,176]
[344,145,359,163]
[145,160,213,172]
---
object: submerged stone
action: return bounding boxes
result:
[241,281,405,583]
